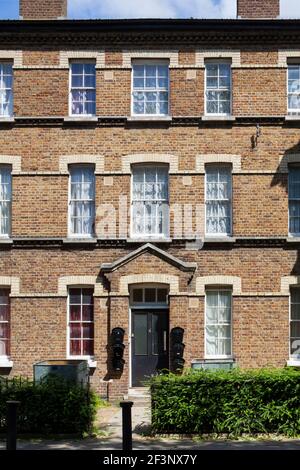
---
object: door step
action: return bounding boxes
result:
[124,387,151,406]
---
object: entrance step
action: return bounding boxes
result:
[124,387,151,407]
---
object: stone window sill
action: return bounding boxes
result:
[67,357,97,368]
[0,358,13,368]
[0,117,14,124]
[126,238,172,243]
[287,360,300,367]
[64,116,98,125]
[202,115,236,122]
[127,115,172,123]
[63,238,97,244]
[204,237,236,243]
[286,237,300,243]
[0,238,13,244]
[285,115,300,121]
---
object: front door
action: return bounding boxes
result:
[131,309,169,387]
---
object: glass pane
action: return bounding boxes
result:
[69,289,81,304]
[206,64,218,75]
[145,288,156,302]
[70,305,81,321]
[70,339,81,356]
[0,290,9,304]
[133,78,144,88]
[133,65,144,77]
[82,305,93,322]
[206,326,218,356]
[207,77,218,88]
[291,288,300,303]
[82,289,93,304]
[0,305,8,322]
[0,339,8,355]
[72,75,83,88]
[157,288,168,303]
[291,322,300,337]
[83,339,93,355]
[82,323,93,339]
[135,314,148,355]
[291,305,300,320]
[290,338,300,356]
[70,324,81,338]
[152,314,158,355]
[132,289,143,302]
[71,63,84,74]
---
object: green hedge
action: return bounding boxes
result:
[0,376,99,435]
[150,368,300,436]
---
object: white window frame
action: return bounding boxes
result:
[68,164,95,238]
[287,63,300,115]
[0,165,12,238]
[67,286,95,360]
[130,164,169,239]
[205,288,233,360]
[0,289,10,358]
[205,164,232,237]
[289,288,300,360]
[130,284,169,309]
[288,165,300,237]
[69,60,96,117]
[131,60,170,117]
[205,60,232,116]
[0,62,13,117]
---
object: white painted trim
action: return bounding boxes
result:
[196,154,241,173]
[0,357,13,368]
[59,50,105,68]
[123,50,179,68]
[196,50,241,68]
[196,276,242,296]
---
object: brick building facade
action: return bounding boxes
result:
[0,0,300,399]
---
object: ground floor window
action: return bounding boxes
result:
[0,289,10,357]
[68,288,94,357]
[205,289,232,358]
[290,288,300,359]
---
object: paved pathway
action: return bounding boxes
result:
[0,404,300,450]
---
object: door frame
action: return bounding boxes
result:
[129,305,169,388]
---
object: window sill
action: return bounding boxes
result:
[0,238,13,244]
[127,115,172,123]
[202,115,236,122]
[191,358,235,370]
[67,357,97,368]
[287,360,300,367]
[204,237,236,243]
[126,237,172,244]
[0,117,14,124]
[0,358,13,368]
[285,115,300,121]
[64,116,98,125]
[63,238,97,244]
[286,237,300,243]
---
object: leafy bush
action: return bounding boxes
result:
[150,368,300,436]
[0,376,99,435]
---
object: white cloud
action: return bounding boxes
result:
[68,0,300,19]
[68,0,236,19]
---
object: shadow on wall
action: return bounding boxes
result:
[271,139,300,275]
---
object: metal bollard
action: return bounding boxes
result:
[6,401,20,451]
[120,400,133,451]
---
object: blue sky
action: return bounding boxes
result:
[0,0,300,19]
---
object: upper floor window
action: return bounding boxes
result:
[205,289,232,358]
[132,62,169,116]
[70,62,96,116]
[68,288,94,357]
[0,63,13,117]
[69,165,95,237]
[290,288,300,360]
[205,62,231,116]
[131,165,169,238]
[289,166,300,235]
[0,166,12,237]
[0,290,10,357]
[205,165,232,236]
[288,64,300,114]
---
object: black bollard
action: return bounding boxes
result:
[6,401,20,451]
[120,400,133,451]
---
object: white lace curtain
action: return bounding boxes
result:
[0,166,11,236]
[206,290,232,357]
[69,166,95,236]
[206,166,232,235]
[0,63,13,117]
[132,165,169,237]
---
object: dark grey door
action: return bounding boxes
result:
[131,309,169,387]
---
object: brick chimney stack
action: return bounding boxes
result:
[20,0,68,19]
[237,0,280,19]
